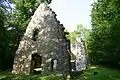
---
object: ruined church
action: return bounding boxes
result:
[12,3,87,75]
[12,3,71,75]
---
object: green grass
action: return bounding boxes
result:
[0,66,120,80]
[0,73,64,80]
[77,66,120,80]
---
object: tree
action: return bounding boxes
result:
[89,0,120,66]
[0,0,12,12]
[67,24,90,44]
[0,0,14,69]
[0,8,6,70]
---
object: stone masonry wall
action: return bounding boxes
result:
[71,38,87,71]
[12,3,70,75]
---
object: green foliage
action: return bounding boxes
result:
[66,31,79,44]
[0,8,6,70]
[0,0,12,12]
[78,66,120,80]
[0,8,14,70]
[0,73,65,80]
[88,0,120,66]
[66,24,89,44]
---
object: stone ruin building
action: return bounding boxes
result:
[12,3,71,75]
[70,38,87,72]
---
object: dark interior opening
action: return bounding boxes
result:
[51,59,57,71]
[51,59,54,71]
[32,29,39,41]
[31,53,42,74]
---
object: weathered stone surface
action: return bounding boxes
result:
[71,38,87,71]
[12,3,70,75]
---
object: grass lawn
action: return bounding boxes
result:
[0,66,120,80]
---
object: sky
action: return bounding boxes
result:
[49,0,94,32]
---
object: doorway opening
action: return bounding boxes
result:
[31,53,42,74]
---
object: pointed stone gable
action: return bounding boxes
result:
[12,3,71,75]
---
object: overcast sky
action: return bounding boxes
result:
[49,0,94,31]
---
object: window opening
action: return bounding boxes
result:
[32,29,39,41]
[51,59,57,71]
